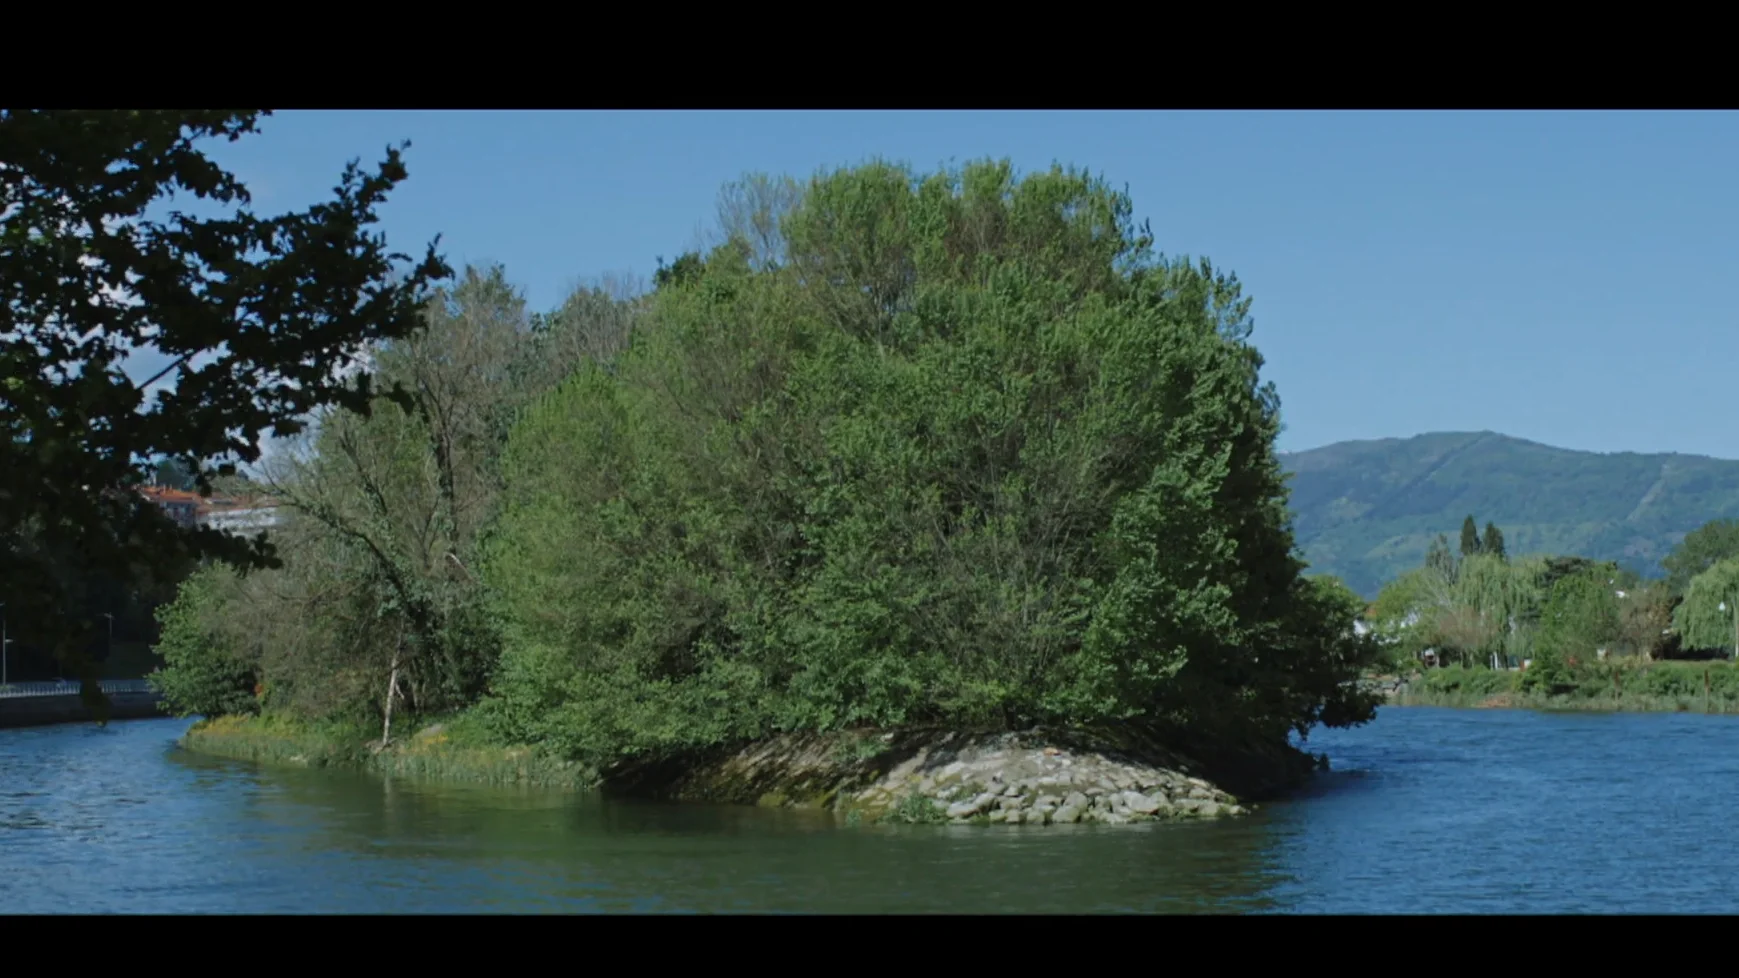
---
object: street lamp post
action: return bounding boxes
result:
[102,613,114,668]
[2,602,9,687]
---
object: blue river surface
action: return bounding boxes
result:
[3,707,1737,913]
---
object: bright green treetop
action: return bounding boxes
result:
[480,159,1380,766]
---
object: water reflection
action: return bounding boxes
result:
[21,709,1739,912]
[204,746,1288,913]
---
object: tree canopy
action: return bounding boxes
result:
[1460,516,1482,557]
[1674,557,1739,657]
[478,159,1380,765]
[0,110,449,679]
[147,265,644,735]
[1363,514,1673,672]
[1524,567,1622,694]
[1482,522,1505,560]
[1663,519,1739,597]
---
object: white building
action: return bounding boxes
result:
[201,506,280,534]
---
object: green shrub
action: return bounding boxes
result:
[148,565,259,719]
[884,792,951,825]
[1412,666,1519,699]
[1522,569,1619,696]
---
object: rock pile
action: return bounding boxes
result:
[848,732,1246,824]
[605,726,1274,826]
[1358,676,1408,701]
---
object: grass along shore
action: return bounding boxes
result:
[183,660,1739,797]
[178,711,1316,827]
[180,713,596,789]
[1388,660,1739,714]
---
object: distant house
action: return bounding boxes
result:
[136,486,281,534]
[136,486,202,528]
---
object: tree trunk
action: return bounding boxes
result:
[381,631,404,749]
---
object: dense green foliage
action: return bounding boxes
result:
[149,565,259,718]
[1523,569,1622,695]
[1284,432,1739,597]
[153,159,1381,774]
[147,264,638,734]
[478,161,1379,767]
[1673,558,1739,657]
[1,110,448,681]
[1368,514,1734,702]
[1662,520,1739,596]
[1367,514,1690,674]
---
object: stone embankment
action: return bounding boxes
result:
[604,726,1300,826]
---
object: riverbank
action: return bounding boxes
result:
[1373,661,1739,714]
[180,714,1315,825]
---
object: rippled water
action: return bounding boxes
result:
[4,708,1739,913]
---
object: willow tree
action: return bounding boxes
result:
[1674,558,1739,659]
[1664,521,1739,597]
[1446,553,1537,668]
[482,159,1379,767]
[1370,565,1452,667]
[1372,550,1545,671]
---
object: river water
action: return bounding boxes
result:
[3,707,1738,913]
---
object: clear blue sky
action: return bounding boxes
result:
[181,110,1739,458]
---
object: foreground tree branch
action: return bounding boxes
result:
[0,109,451,680]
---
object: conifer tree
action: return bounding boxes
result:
[1460,515,1483,557]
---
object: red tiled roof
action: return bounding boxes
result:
[134,485,280,520]
[137,486,201,504]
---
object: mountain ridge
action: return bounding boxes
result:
[1280,431,1739,598]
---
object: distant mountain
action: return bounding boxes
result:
[1281,432,1739,598]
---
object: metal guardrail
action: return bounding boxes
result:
[0,679,157,700]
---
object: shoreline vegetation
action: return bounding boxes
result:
[179,712,1317,825]
[178,659,1739,818]
[1362,514,1739,718]
[180,713,595,790]
[1368,661,1739,714]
